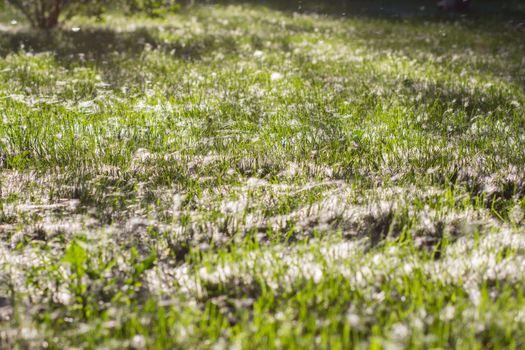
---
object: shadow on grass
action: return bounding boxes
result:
[402,79,523,117]
[0,27,224,65]
[220,0,525,20]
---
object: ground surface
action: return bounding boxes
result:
[0,4,524,349]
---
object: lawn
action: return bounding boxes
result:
[0,3,524,349]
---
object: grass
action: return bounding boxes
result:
[0,3,524,349]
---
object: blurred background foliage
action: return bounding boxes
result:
[0,0,181,28]
[0,0,524,29]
